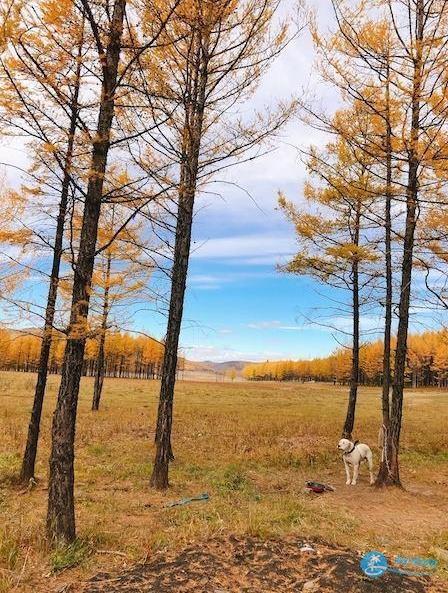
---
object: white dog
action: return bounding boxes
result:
[338,438,374,486]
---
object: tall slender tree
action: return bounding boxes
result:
[46,0,128,543]
[20,10,86,484]
[142,0,297,489]
[376,45,394,484]
[279,106,379,439]
[91,204,153,410]
[46,0,180,543]
[0,1,95,483]
[378,0,448,486]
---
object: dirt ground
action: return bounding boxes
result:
[38,476,448,593]
[70,536,444,593]
[40,473,448,593]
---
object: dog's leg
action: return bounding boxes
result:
[351,463,359,485]
[344,459,351,485]
[367,451,374,485]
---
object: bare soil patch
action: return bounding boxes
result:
[74,536,444,593]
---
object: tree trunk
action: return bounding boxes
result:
[20,28,84,484]
[150,191,194,489]
[376,62,393,485]
[342,200,361,439]
[376,0,423,487]
[92,321,107,411]
[92,232,113,411]
[46,0,126,544]
[150,30,209,490]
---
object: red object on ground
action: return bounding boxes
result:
[305,481,335,493]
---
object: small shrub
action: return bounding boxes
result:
[0,453,20,482]
[87,443,108,457]
[24,379,35,391]
[213,465,248,493]
[0,530,20,570]
[50,539,91,572]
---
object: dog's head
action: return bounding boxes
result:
[337,438,352,452]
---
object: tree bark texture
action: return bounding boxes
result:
[21,28,84,484]
[46,0,126,543]
[342,200,361,439]
[150,29,210,490]
[377,0,423,487]
[92,242,112,411]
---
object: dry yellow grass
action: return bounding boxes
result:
[1,371,448,592]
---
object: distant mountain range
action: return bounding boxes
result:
[184,360,251,373]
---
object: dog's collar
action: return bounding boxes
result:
[344,440,359,455]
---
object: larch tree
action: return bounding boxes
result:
[376,0,448,486]
[0,0,97,483]
[242,328,448,387]
[137,0,299,489]
[376,42,395,481]
[46,0,128,542]
[6,2,88,485]
[90,203,154,411]
[0,326,164,375]
[279,105,379,439]
[316,0,448,485]
[324,3,403,483]
[46,0,181,544]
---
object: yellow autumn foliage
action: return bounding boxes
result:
[0,327,164,377]
[244,329,448,388]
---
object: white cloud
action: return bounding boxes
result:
[189,274,222,284]
[245,316,389,336]
[188,270,275,289]
[190,233,295,263]
[191,284,221,291]
[303,315,387,337]
[247,320,282,329]
[181,343,287,363]
[231,255,293,267]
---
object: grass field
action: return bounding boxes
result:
[1,371,448,592]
